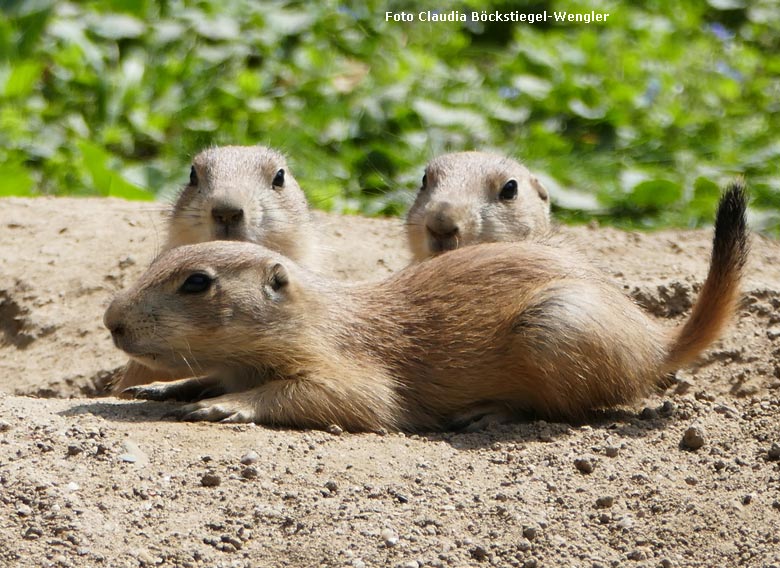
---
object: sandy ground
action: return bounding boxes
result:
[1,197,779,568]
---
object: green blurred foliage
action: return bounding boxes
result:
[1,0,778,233]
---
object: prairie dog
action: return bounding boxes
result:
[166,145,319,268]
[406,152,552,261]
[104,183,748,431]
[111,145,318,394]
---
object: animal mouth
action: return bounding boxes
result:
[215,225,247,241]
[428,234,460,255]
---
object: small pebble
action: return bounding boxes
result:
[675,379,693,395]
[659,401,676,416]
[694,390,715,402]
[574,457,594,474]
[17,504,33,517]
[596,496,614,509]
[327,424,344,436]
[522,526,538,540]
[380,528,398,547]
[136,551,156,566]
[605,446,619,458]
[400,561,419,568]
[742,494,753,505]
[324,480,338,493]
[66,445,83,457]
[119,440,148,466]
[640,407,658,420]
[23,526,42,540]
[0,420,11,432]
[241,466,258,479]
[470,545,488,561]
[681,426,705,450]
[201,473,221,487]
[768,443,780,461]
[714,404,737,417]
[240,450,259,465]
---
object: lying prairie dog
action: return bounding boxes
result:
[406,151,552,261]
[104,183,748,431]
[111,144,320,394]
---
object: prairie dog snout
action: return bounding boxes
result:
[407,151,551,261]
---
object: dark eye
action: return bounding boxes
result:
[499,179,518,201]
[272,169,285,188]
[189,166,198,186]
[421,173,427,190]
[179,272,213,294]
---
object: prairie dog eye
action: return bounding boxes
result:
[189,166,198,186]
[499,179,518,201]
[179,272,213,294]
[272,169,285,188]
[421,173,428,190]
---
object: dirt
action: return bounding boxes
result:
[1,197,779,568]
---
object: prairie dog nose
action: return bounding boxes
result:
[426,202,460,239]
[103,302,126,344]
[211,206,244,227]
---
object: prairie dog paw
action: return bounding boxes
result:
[179,395,258,423]
[123,378,225,402]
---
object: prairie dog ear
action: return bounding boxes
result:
[530,176,549,202]
[266,262,289,296]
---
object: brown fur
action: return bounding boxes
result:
[104,183,748,431]
[111,145,319,394]
[406,151,552,261]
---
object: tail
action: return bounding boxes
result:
[662,180,749,372]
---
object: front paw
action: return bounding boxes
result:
[179,396,256,423]
[123,378,226,402]
[124,384,178,401]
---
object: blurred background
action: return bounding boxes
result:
[1,0,778,234]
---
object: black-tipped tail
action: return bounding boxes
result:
[663,180,749,371]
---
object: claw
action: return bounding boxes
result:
[123,385,170,401]
[219,411,252,424]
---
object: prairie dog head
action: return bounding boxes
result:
[166,145,312,260]
[103,242,311,376]
[406,152,551,261]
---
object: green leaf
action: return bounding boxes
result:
[693,176,721,200]
[107,175,154,200]
[3,61,43,97]
[629,179,683,208]
[76,140,152,200]
[0,162,35,196]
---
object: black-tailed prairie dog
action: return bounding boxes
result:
[111,144,319,393]
[166,144,319,267]
[406,151,552,261]
[104,183,748,432]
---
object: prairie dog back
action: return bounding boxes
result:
[406,151,552,261]
[165,145,318,267]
